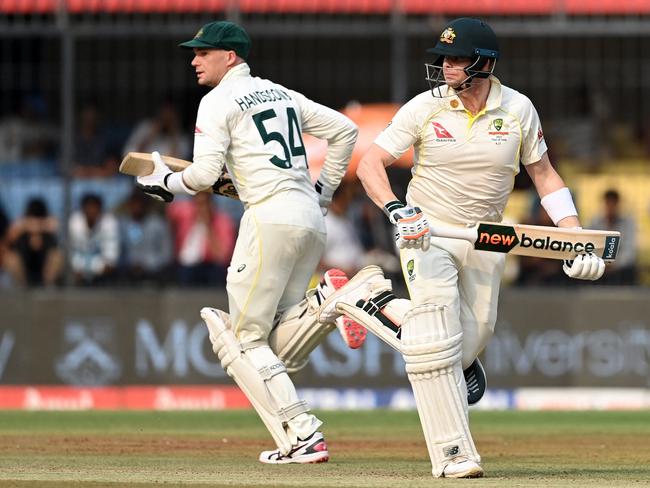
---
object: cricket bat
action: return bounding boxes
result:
[430,222,620,262]
[119,152,239,200]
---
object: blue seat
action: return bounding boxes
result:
[0,176,133,223]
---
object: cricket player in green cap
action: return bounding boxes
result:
[134,20,392,465]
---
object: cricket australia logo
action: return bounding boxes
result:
[55,320,121,386]
[488,118,509,145]
[406,259,416,282]
[440,27,456,44]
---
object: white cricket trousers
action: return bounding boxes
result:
[227,194,326,347]
[400,220,506,369]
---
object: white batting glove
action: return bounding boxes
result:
[136,151,174,202]
[315,180,335,216]
[384,200,431,251]
[563,253,605,281]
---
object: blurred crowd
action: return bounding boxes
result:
[0,95,642,289]
[0,190,236,288]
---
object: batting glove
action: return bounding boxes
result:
[315,180,335,216]
[563,252,605,281]
[136,151,174,203]
[384,200,431,251]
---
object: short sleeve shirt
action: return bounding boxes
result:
[374,77,547,224]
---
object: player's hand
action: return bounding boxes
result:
[563,253,605,280]
[135,151,174,202]
[315,180,335,216]
[384,201,431,251]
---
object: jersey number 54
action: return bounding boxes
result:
[253,107,306,169]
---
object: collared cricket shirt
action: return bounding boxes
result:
[189,63,355,209]
[375,77,547,225]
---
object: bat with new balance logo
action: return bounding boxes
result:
[119,152,239,200]
[429,222,620,262]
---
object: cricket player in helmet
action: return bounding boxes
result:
[342,17,606,479]
[425,17,499,97]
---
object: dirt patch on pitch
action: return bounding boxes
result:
[0,435,262,457]
[1,432,648,466]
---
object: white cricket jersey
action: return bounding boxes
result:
[375,77,548,224]
[187,63,356,209]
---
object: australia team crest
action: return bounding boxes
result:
[488,118,509,145]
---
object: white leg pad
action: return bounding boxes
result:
[318,265,390,323]
[269,266,391,374]
[268,295,335,374]
[401,304,480,478]
[201,307,319,455]
[336,293,410,352]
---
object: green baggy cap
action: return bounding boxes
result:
[179,21,251,60]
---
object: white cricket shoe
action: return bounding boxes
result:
[259,431,329,464]
[442,458,484,478]
[315,265,389,324]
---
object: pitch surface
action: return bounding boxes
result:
[0,410,648,487]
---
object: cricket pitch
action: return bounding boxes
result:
[0,410,648,487]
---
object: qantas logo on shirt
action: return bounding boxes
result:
[195,126,203,134]
[431,122,455,141]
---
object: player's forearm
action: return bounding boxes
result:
[555,215,581,228]
[356,154,398,210]
[183,153,226,191]
[526,153,580,227]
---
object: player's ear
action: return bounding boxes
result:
[227,50,239,67]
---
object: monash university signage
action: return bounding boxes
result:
[0,289,648,388]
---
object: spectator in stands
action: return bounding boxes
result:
[589,189,638,285]
[0,94,58,164]
[3,198,63,287]
[73,102,119,178]
[69,193,120,285]
[515,200,572,286]
[123,98,190,159]
[119,190,173,284]
[166,193,235,286]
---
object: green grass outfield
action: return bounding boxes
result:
[0,410,648,487]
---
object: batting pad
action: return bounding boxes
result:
[401,304,480,477]
[268,294,335,374]
[336,294,411,352]
[202,307,320,455]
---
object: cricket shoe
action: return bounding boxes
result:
[312,268,374,349]
[464,358,487,406]
[442,458,484,478]
[335,315,367,349]
[259,431,329,464]
[315,265,390,325]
